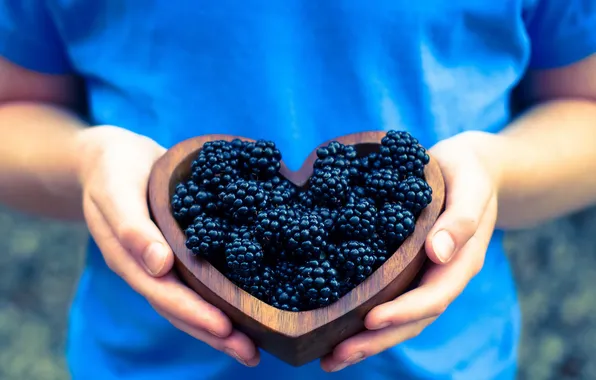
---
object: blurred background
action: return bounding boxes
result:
[0,204,595,380]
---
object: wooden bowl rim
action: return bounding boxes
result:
[148,131,445,338]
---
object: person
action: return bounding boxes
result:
[0,1,595,379]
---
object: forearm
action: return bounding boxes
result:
[0,101,88,220]
[468,99,596,229]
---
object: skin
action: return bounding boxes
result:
[0,51,595,370]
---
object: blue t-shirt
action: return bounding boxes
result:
[1,1,595,379]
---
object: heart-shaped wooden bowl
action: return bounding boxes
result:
[148,131,445,367]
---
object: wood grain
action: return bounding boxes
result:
[148,131,445,367]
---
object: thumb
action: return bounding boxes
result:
[118,221,175,277]
[99,191,174,276]
[424,155,493,264]
[89,158,174,277]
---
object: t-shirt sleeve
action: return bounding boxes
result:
[0,0,72,74]
[525,0,596,69]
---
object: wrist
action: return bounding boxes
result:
[444,130,510,195]
[74,125,121,187]
[74,125,167,188]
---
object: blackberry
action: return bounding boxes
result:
[193,188,222,214]
[395,176,433,214]
[191,140,241,190]
[259,175,282,192]
[309,166,351,207]
[227,272,250,287]
[312,205,339,233]
[241,266,277,303]
[228,137,249,152]
[298,189,316,209]
[275,260,298,284]
[225,238,264,277]
[226,224,252,242]
[379,130,430,178]
[354,152,383,172]
[271,283,303,312]
[261,176,297,206]
[283,212,328,261]
[270,185,297,207]
[184,215,227,259]
[296,260,341,309]
[171,180,201,222]
[171,184,221,219]
[254,205,299,248]
[324,242,339,265]
[364,168,400,203]
[218,179,268,223]
[335,197,377,240]
[366,233,390,269]
[339,279,357,296]
[377,202,416,249]
[313,141,359,178]
[336,241,377,280]
[351,152,382,185]
[346,186,368,203]
[240,139,282,179]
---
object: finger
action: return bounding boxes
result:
[425,152,494,264]
[88,152,174,277]
[365,197,496,330]
[320,318,435,372]
[85,200,234,339]
[159,311,260,367]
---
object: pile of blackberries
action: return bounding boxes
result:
[170,130,432,312]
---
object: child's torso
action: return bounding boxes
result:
[48,0,532,166]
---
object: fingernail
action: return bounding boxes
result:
[224,348,249,366]
[142,242,167,275]
[331,362,349,373]
[432,230,455,263]
[331,352,365,372]
[373,321,391,330]
[208,329,226,339]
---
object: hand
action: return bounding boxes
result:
[76,126,260,367]
[320,131,502,372]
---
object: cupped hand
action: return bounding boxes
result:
[321,131,502,372]
[76,125,259,367]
